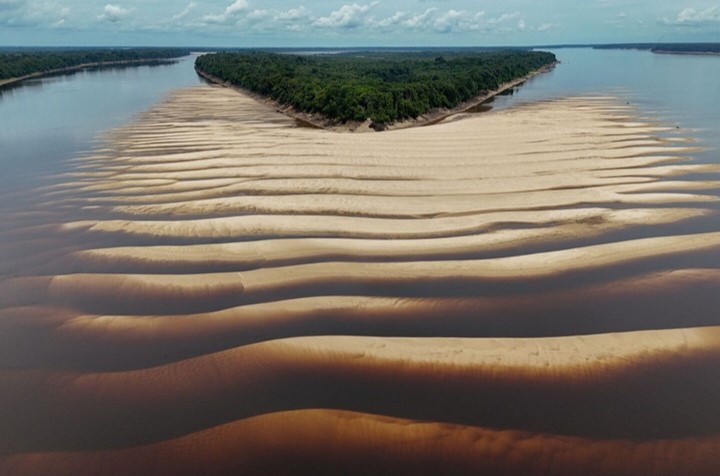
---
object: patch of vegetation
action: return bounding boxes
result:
[195,50,556,125]
[0,48,190,81]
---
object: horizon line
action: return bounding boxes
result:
[1,41,719,50]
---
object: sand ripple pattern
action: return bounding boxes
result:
[2,86,720,475]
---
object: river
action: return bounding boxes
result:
[2,48,718,188]
[0,55,205,190]
[492,47,720,167]
[1,47,720,474]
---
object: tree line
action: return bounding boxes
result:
[0,49,190,81]
[195,50,557,125]
[593,43,720,54]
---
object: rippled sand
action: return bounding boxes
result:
[1,86,720,475]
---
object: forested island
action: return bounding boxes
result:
[195,50,556,127]
[0,48,190,85]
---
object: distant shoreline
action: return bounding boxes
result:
[652,50,720,57]
[195,61,559,133]
[0,58,180,89]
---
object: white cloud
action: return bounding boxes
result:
[433,9,464,32]
[169,2,196,23]
[1,0,71,27]
[477,11,530,33]
[375,11,405,29]
[202,0,249,24]
[273,6,311,31]
[487,12,520,25]
[662,6,720,25]
[226,0,249,16]
[375,8,526,34]
[98,4,131,23]
[403,7,436,29]
[537,22,559,31]
[276,6,310,22]
[247,9,270,21]
[313,2,378,29]
[196,2,312,32]
[433,10,487,33]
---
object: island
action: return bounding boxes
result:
[195,50,557,130]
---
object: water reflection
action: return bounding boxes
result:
[0,56,205,191]
[487,48,720,165]
[0,60,179,94]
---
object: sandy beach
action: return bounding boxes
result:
[1,85,719,475]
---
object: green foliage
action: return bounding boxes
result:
[0,49,190,81]
[195,50,556,125]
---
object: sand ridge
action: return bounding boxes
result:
[1,85,719,474]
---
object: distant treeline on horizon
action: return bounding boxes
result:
[0,48,190,82]
[195,50,556,126]
[591,43,720,54]
[2,42,718,54]
[526,42,719,54]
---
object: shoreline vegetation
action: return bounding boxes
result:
[196,61,558,132]
[0,48,190,89]
[194,50,557,132]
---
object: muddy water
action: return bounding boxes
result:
[1,50,720,475]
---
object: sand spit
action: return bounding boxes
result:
[1,85,720,474]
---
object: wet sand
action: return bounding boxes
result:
[1,85,720,474]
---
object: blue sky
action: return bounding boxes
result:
[1,0,720,47]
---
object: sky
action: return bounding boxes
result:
[1,0,720,47]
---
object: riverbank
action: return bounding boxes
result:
[653,50,720,57]
[0,58,180,89]
[194,61,559,132]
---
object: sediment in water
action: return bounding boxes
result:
[1,86,719,474]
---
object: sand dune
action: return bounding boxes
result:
[2,269,720,373]
[1,86,719,474]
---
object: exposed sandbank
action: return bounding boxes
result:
[1,85,719,474]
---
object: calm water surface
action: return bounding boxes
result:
[491,48,720,166]
[1,49,719,472]
[0,56,206,190]
[1,49,718,195]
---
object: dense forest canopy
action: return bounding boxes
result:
[0,49,190,81]
[195,50,556,125]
